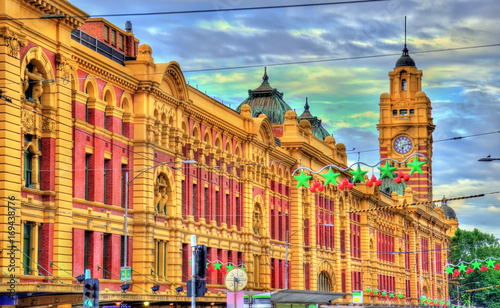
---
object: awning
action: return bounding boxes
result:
[270,289,349,304]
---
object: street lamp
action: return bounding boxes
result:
[123,159,196,270]
[478,154,500,162]
[285,223,333,289]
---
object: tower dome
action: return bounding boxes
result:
[235,68,293,124]
[440,196,457,219]
[395,45,415,67]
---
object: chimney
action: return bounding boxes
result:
[125,21,132,33]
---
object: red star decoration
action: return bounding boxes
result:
[466,267,474,274]
[480,265,488,272]
[495,263,500,270]
[370,291,374,296]
[452,269,460,277]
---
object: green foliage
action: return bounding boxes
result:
[449,228,500,308]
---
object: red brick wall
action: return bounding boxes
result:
[38,223,54,276]
[73,228,85,276]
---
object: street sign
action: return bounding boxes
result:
[120,267,131,282]
[352,290,363,304]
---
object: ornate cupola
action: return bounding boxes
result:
[297,97,330,141]
[236,67,293,124]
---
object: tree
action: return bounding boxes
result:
[449,228,500,308]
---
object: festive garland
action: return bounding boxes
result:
[444,257,500,277]
[420,296,450,307]
[365,287,404,300]
[293,154,427,192]
[189,259,247,273]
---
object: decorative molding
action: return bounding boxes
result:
[0,28,27,58]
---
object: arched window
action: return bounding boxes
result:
[318,271,332,291]
[23,135,41,189]
[402,79,407,91]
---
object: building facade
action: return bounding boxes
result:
[0,0,456,307]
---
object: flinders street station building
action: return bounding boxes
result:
[0,0,459,307]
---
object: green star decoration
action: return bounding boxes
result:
[294,170,312,188]
[321,168,340,185]
[472,260,482,270]
[349,164,368,183]
[398,293,403,299]
[206,262,210,269]
[378,162,397,179]
[241,266,246,271]
[381,291,387,296]
[373,290,379,295]
[407,156,426,175]
[458,263,467,273]
[226,263,235,272]
[486,259,496,268]
[445,266,455,275]
[213,262,222,270]
[389,292,395,298]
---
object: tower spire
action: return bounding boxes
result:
[262,67,269,83]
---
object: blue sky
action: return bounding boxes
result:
[69,0,500,238]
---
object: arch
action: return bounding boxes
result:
[162,61,189,101]
[102,84,116,106]
[225,138,232,154]
[192,122,201,140]
[181,117,189,137]
[20,46,56,107]
[203,129,212,146]
[120,92,133,114]
[235,142,242,159]
[317,260,336,291]
[214,134,222,150]
[83,76,98,99]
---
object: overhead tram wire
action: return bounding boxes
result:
[20,0,391,20]
[346,130,500,153]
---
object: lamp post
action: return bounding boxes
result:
[285,223,333,289]
[122,159,196,270]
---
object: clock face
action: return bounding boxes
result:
[394,136,412,154]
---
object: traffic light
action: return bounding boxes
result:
[195,245,207,278]
[186,279,207,297]
[83,278,100,308]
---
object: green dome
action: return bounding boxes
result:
[235,68,292,124]
[297,97,330,141]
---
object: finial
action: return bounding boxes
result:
[262,67,269,82]
[402,16,409,56]
[304,97,310,111]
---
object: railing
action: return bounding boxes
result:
[71,29,136,66]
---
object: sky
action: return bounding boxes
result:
[69,0,500,238]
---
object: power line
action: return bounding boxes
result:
[26,0,390,20]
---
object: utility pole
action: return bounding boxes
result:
[191,235,197,308]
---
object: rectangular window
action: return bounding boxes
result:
[155,241,160,274]
[121,164,127,208]
[163,242,167,277]
[111,29,116,45]
[181,180,186,218]
[38,139,42,185]
[204,187,208,220]
[24,150,33,188]
[192,183,197,219]
[119,34,124,50]
[23,222,33,275]
[226,193,230,226]
[104,25,109,41]
[235,196,240,228]
[85,154,91,200]
[104,159,109,204]
[84,231,91,271]
[120,235,125,268]
[410,109,414,115]
[393,110,397,116]
[215,190,219,224]
[103,234,110,279]
[400,109,408,116]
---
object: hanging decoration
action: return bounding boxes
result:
[188,259,247,272]
[444,257,500,277]
[420,296,450,307]
[364,287,404,300]
[292,153,426,192]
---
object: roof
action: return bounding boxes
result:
[270,289,349,304]
[235,68,293,124]
[395,45,416,67]
[297,98,331,141]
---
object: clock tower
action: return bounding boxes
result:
[377,42,435,201]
